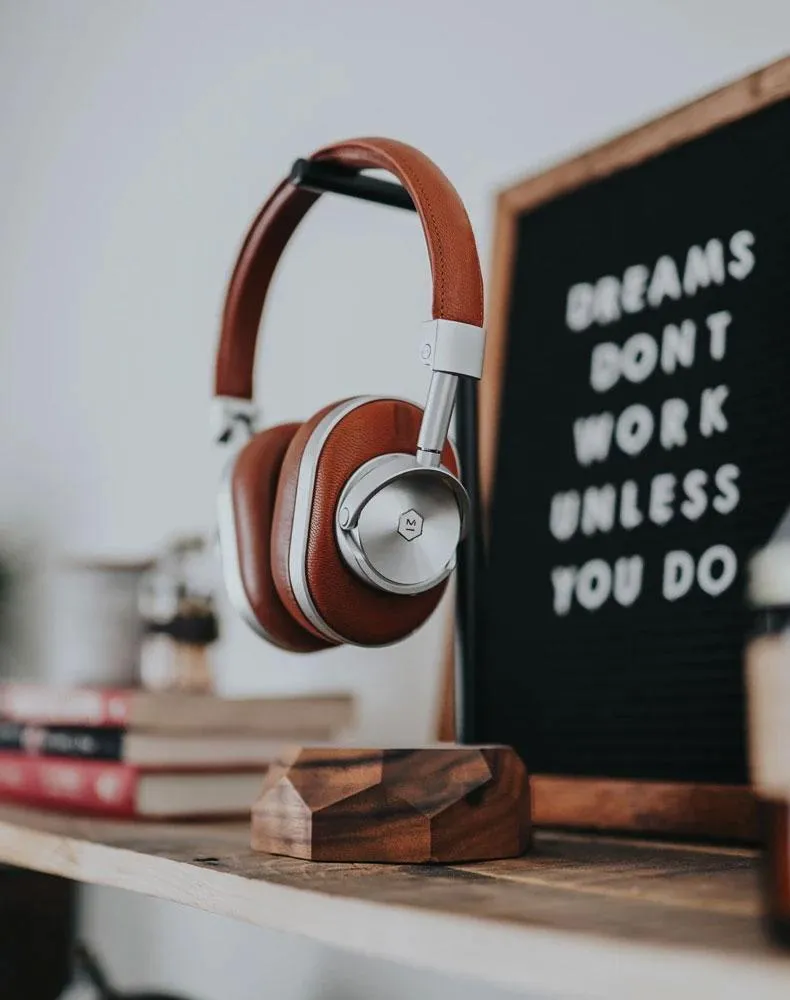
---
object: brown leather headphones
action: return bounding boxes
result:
[213,137,485,652]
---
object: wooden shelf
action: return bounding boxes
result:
[0,804,788,998]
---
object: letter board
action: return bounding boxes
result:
[472,57,790,839]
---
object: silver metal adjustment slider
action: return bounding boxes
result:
[210,396,260,447]
[419,319,486,379]
[417,320,485,467]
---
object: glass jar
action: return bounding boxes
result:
[138,536,219,695]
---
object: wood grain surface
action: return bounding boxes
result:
[531,776,758,840]
[0,804,787,998]
[251,745,530,862]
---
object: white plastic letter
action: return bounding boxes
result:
[660,398,689,450]
[566,284,594,331]
[621,264,649,314]
[576,559,612,611]
[615,404,654,456]
[550,491,581,541]
[663,550,695,601]
[713,464,740,515]
[700,385,729,437]
[620,480,644,530]
[590,342,621,393]
[614,555,644,607]
[660,320,696,374]
[706,311,732,361]
[592,276,622,326]
[680,469,708,521]
[683,239,725,295]
[697,544,737,597]
[649,473,676,526]
[581,484,617,536]
[647,255,682,308]
[622,333,659,384]
[551,567,577,615]
[573,413,614,466]
[728,230,756,280]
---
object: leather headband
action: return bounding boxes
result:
[214,137,484,400]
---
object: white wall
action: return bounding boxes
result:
[1,2,789,998]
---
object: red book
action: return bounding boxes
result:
[0,754,266,818]
[0,683,353,737]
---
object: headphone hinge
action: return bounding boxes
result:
[211,396,260,447]
[417,320,485,466]
[419,319,485,379]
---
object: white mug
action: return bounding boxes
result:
[46,558,152,687]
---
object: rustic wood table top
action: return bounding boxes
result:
[0,803,787,999]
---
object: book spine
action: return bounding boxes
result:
[0,684,132,727]
[0,722,23,750]
[0,755,137,816]
[0,723,124,760]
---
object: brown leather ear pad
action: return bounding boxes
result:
[271,398,459,646]
[231,425,334,653]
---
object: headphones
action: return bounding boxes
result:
[212,138,485,651]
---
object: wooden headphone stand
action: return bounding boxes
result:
[249,159,531,863]
[251,745,529,863]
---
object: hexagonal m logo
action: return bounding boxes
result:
[398,508,424,541]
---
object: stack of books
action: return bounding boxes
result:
[0,684,353,819]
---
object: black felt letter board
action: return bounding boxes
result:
[477,98,790,787]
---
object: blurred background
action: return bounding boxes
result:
[1,1,789,997]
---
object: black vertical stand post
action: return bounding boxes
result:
[453,377,483,742]
[291,158,483,741]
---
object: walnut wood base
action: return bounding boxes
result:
[251,745,531,863]
[531,776,758,841]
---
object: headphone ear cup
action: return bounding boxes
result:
[225,424,335,652]
[271,397,459,647]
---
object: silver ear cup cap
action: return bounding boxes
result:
[356,475,461,587]
[336,454,468,596]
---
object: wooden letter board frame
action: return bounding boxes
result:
[464,56,790,841]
